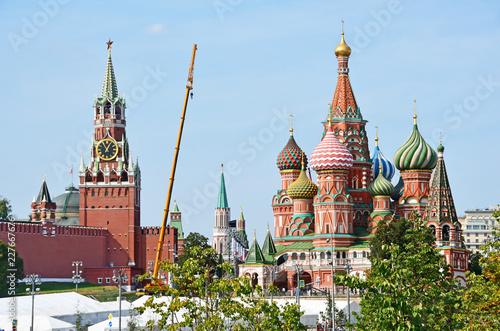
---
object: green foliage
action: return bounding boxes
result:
[338,217,460,330]
[468,251,482,275]
[0,240,24,296]
[455,222,500,330]
[318,290,347,330]
[0,196,12,221]
[370,216,434,261]
[137,247,306,330]
[177,232,211,267]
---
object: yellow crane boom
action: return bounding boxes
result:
[151,44,197,284]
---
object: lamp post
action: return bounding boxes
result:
[112,269,128,331]
[72,261,83,293]
[344,259,352,324]
[263,263,279,301]
[326,236,336,331]
[25,274,41,331]
[293,263,303,309]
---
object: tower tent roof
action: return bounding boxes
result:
[101,40,119,100]
[217,167,229,209]
[261,225,277,256]
[35,178,53,204]
[245,232,265,264]
[424,144,458,224]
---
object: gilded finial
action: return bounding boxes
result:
[221,163,224,173]
[327,116,332,128]
[335,20,351,57]
[413,99,417,124]
[300,151,306,170]
[378,154,383,172]
[254,229,256,240]
[440,132,442,145]
[267,221,270,231]
[289,114,294,135]
[43,174,46,182]
[240,206,242,211]
[341,19,344,34]
[375,125,379,146]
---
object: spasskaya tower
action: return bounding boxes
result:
[79,40,141,267]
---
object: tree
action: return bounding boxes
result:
[0,240,25,296]
[137,247,306,330]
[318,290,347,330]
[468,251,482,275]
[338,217,461,330]
[0,195,12,221]
[177,232,211,267]
[369,216,434,260]
[455,222,500,329]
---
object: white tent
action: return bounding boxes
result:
[0,315,74,331]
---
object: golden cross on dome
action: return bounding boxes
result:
[413,99,417,124]
[106,38,113,50]
[289,114,294,134]
[375,125,379,146]
[440,131,443,144]
[341,19,344,34]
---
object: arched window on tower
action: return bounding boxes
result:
[105,102,111,115]
[352,176,358,189]
[429,225,436,238]
[442,225,450,241]
[292,253,298,260]
[320,252,325,260]
[326,224,330,233]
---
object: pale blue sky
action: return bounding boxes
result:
[1,1,500,243]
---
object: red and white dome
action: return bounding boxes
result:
[310,127,353,171]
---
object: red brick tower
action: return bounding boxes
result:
[325,31,373,227]
[31,177,57,224]
[78,40,141,267]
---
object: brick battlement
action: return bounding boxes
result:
[140,225,176,236]
[0,221,107,237]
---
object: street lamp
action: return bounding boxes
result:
[263,263,279,301]
[112,269,128,331]
[293,263,303,309]
[326,236,336,331]
[344,259,353,324]
[72,261,83,293]
[25,274,41,331]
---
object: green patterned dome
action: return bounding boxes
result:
[394,116,437,171]
[287,167,318,199]
[368,171,394,197]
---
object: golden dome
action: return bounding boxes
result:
[334,33,351,57]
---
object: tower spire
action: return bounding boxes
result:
[217,166,229,208]
[102,39,119,100]
[289,114,294,135]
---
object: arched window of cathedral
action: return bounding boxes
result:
[363,211,370,224]
[336,252,341,259]
[115,106,121,118]
[326,224,330,233]
[292,253,297,260]
[300,253,306,260]
[286,228,289,236]
[342,251,346,259]
[363,251,366,258]
[442,225,450,241]
[338,223,344,234]
[353,251,357,258]
[352,176,358,189]
[320,252,325,259]
[326,251,331,260]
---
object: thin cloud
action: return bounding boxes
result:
[145,23,166,34]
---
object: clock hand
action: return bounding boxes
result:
[105,142,111,152]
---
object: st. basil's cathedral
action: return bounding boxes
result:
[235,32,468,289]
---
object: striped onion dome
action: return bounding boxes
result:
[371,145,396,181]
[310,126,353,171]
[277,133,307,171]
[287,164,318,199]
[391,176,404,201]
[394,116,437,171]
[368,171,394,197]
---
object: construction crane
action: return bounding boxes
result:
[142,44,197,294]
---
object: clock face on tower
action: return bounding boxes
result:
[96,138,118,161]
